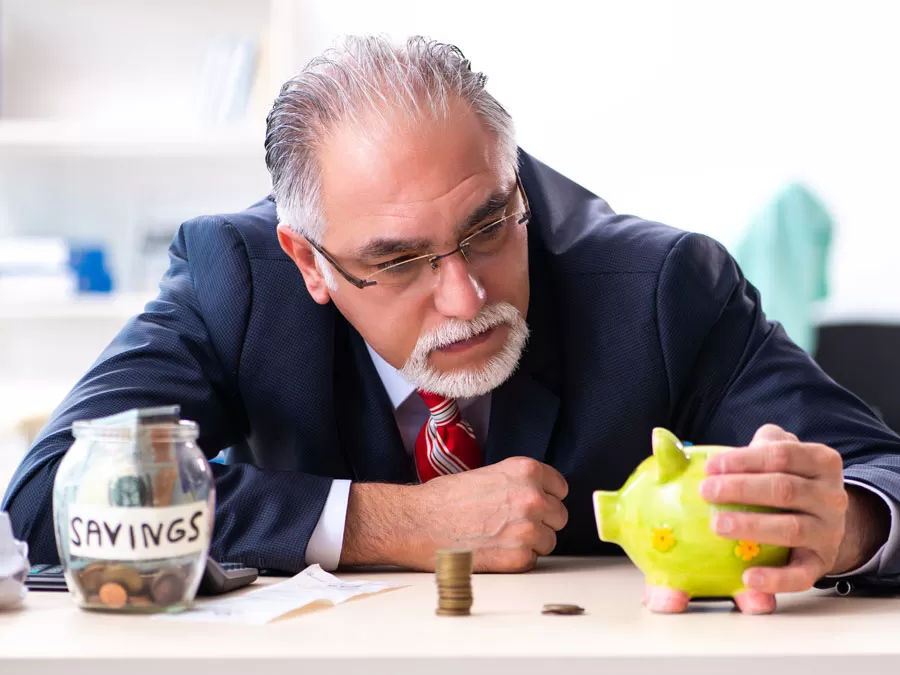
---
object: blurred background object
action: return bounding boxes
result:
[814,324,900,435]
[733,183,833,355]
[0,0,295,492]
[1,0,899,492]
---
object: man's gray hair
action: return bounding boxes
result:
[264,35,519,245]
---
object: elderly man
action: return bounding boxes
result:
[4,36,900,613]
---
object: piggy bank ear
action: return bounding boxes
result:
[652,428,689,483]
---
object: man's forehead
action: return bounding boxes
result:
[317,103,504,223]
[326,172,505,219]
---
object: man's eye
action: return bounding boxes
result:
[380,260,419,277]
[478,220,505,238]
[376,255,416,270]
[467,218,506,242]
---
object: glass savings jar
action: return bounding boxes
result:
[52,406,215,612]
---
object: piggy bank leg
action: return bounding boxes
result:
[733,589,776,614]
[643,584,690,613]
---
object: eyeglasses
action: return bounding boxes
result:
[307,173,531,292]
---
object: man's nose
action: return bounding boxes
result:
[431,253,485,321]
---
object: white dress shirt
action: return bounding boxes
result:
[304,345,899,580]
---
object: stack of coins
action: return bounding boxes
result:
[435,548,473,616]
[74,562,188,611]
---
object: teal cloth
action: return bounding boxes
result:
[733,183,833,354]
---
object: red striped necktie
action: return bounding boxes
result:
[414,390,483,483]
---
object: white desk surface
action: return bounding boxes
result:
[1,556,899,675]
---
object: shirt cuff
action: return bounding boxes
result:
[826,478,900,578]
[304,479,351,572]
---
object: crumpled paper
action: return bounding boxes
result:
[0,511,29,610]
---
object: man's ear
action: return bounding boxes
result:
[276,224,332,305]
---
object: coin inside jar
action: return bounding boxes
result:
[151,569,186,607]
[98,582,128,609]
[101,564,144,595]
[78,562,107,594]
[541,603,585,615]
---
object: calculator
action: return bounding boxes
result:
[26,558,259,596]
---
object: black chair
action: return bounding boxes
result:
[814,323,900,434]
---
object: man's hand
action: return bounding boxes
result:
[340,457,569,572]
[699,424,888,594]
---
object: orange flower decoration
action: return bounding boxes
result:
[734,540,761,561]
[651,526,675,552]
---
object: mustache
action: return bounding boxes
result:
[398,301,530,399]
[411,303,522,356]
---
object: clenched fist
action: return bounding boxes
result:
[341,457,569,572]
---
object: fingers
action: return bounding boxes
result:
[700,473,847,513]
[542,494,569,531]
[533,523,558,556]
[705,440,844,481]
[751,424,798,445]
[476,522,554,571]
[474,548,537,574]
[711,510,833,550]
[503,457,568,499]
[743,548,825,594]
[540,463,569,500]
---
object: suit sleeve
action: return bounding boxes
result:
[656,232,900,585]
[1,218,331,572]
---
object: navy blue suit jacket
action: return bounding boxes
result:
[5,151,900,583]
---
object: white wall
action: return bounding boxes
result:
[285,0,900,318]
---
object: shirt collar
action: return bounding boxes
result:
[365,343,417,410]
[365,342,489,412]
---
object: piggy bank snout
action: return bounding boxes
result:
[593,490,621,544]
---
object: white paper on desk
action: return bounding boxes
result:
[154,564,403,625]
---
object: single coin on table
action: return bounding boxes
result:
[541,603,585,615]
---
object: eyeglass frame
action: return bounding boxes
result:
[305,172,531,290]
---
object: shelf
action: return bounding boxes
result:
[0,119,266,159]
[0,292,153,320]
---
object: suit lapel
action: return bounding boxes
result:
[485,234,562,466]
[484,369,560,465]
[332,320,417,485]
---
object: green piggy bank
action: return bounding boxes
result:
[593,428,790,614]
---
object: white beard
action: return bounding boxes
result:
[399,302,529,399]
